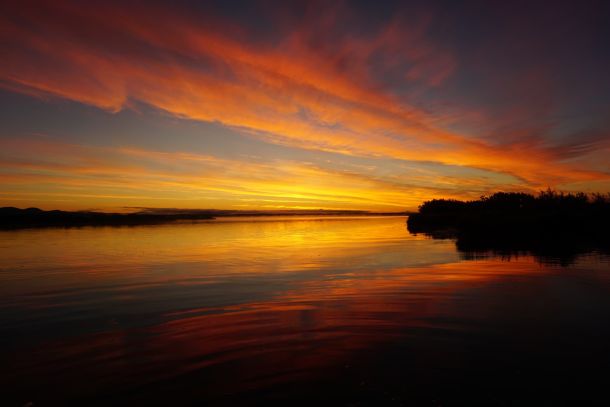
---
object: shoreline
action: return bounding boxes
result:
[0,207,409,229]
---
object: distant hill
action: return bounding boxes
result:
[0,207,408,229]
[0,207,215,229]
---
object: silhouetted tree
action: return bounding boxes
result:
[407,190,610,265]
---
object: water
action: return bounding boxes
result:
[1,216,609,405]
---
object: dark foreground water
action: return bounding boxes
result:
[1,216,609,406]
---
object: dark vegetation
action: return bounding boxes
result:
[407,190,610,265]
[0,207,215,229]
[0,207,407,229]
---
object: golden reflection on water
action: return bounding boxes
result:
[1,216,421,266]
[1,216,609,405]
[0,216,456,294]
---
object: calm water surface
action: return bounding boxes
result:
[1,216,609,405]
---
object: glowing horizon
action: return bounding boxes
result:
[1,1,609,211]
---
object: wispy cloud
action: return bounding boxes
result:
[0,1,608,210]
[0,137,531,210]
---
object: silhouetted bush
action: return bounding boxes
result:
[407,190,610,265]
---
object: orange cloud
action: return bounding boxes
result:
[0,0,608,203]
[0,138,527,211]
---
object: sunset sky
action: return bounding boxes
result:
[1,0,609,211]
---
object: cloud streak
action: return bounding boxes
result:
[0,0,609,210]
[0,137,531,211]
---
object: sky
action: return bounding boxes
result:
[1,0,609,212]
